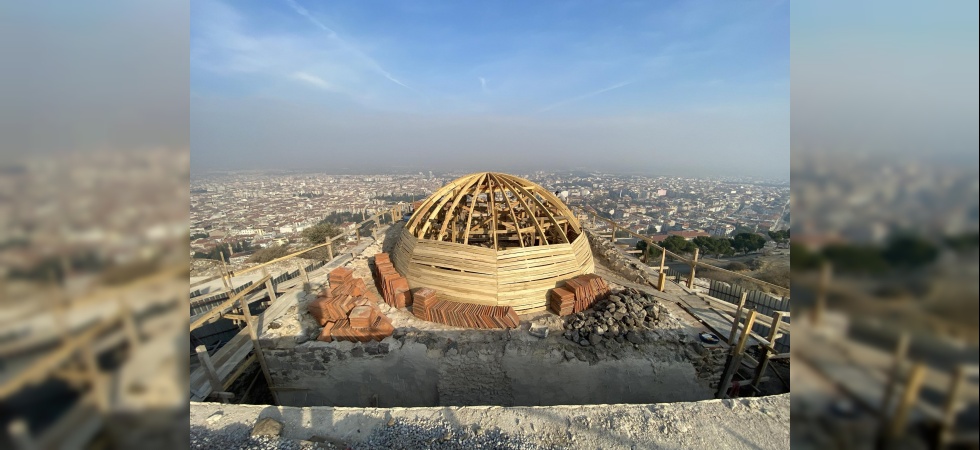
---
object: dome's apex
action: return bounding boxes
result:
[405,172,581,250]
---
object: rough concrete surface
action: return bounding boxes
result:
[190,394,790,449]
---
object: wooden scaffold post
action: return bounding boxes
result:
[688,248,699,289]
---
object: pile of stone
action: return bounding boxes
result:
[561,287,665,346]
[373,253,412,308]
[309,267,394,343]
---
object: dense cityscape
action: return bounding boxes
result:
[188,170,791,259]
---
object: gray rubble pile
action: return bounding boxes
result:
[584,229,659,285]
[562,287,666,347]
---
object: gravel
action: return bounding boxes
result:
[190,425,311,450]
[354,418,559,450]
[190,418,558,450]
[191,394,791,450]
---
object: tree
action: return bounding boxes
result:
[300,223,344,261]
[882,234,939,268]
[635,240,662,263]
[731,233,766,255]
[302,222,342,245]
[768,229,790,243]
[692,236,734,257]
[661,235,696,255]
[944,231,980,255]
[248,244,292,263]
[790,243,823,271]
[822,243,888,274]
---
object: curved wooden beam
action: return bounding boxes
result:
[494,174,550,245]
[490,173,524,248]
[487,175,498,249]
[436,173,483,241]
[462,174,487,245]
[407,172,582,247]
[418,177,470,238]
[530,187,581,234]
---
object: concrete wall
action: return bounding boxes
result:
[261,330,714,408]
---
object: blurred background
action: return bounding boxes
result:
[0,1,190,449]
[790,1,979,449]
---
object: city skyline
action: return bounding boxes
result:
[191,0,790,178]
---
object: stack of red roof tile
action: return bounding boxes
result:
[549,274,611,316]
[548,287,576,316]
[328,267,354,286]
[307,270,372,326]
[372,253,413,308]
[348,305,375,328]
[410,288,438,321]
[311,267,394,343]
[318,312,394,343]
[411,287,519,329]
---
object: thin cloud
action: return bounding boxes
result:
[283,0,415,92]
[292,71,333,90]
[539,80,636,112]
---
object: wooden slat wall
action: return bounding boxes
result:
[392,230,595,314]
[571,233,595,274]
[393,227,499,305]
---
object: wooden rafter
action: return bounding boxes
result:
[436,174,483,241]
[494,174,552,245]
[462,174,486,245]
[405,172,582,250]
[490,173,524,248]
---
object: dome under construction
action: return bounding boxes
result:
[391,172,594,313]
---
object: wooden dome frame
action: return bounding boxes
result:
[405,172,582,249]
[392,172,594,313]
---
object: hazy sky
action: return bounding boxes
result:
[791,0,979,165]
[0,1,189,157]
[191,0,790,177]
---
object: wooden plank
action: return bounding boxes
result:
[752,311,786,387]
[938,365,967,448]
[462,174,487,245]
[880,333,911,417]
[195,345,228,403]
[728,292,747,344]
[189,332,253,400]
[235,240,341,277]
[189,274,271,331]
[889,362,926,438]
[700,294,792,335]
[716,310,757,399]
[238,286,279,405]
[0,310,121,400]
